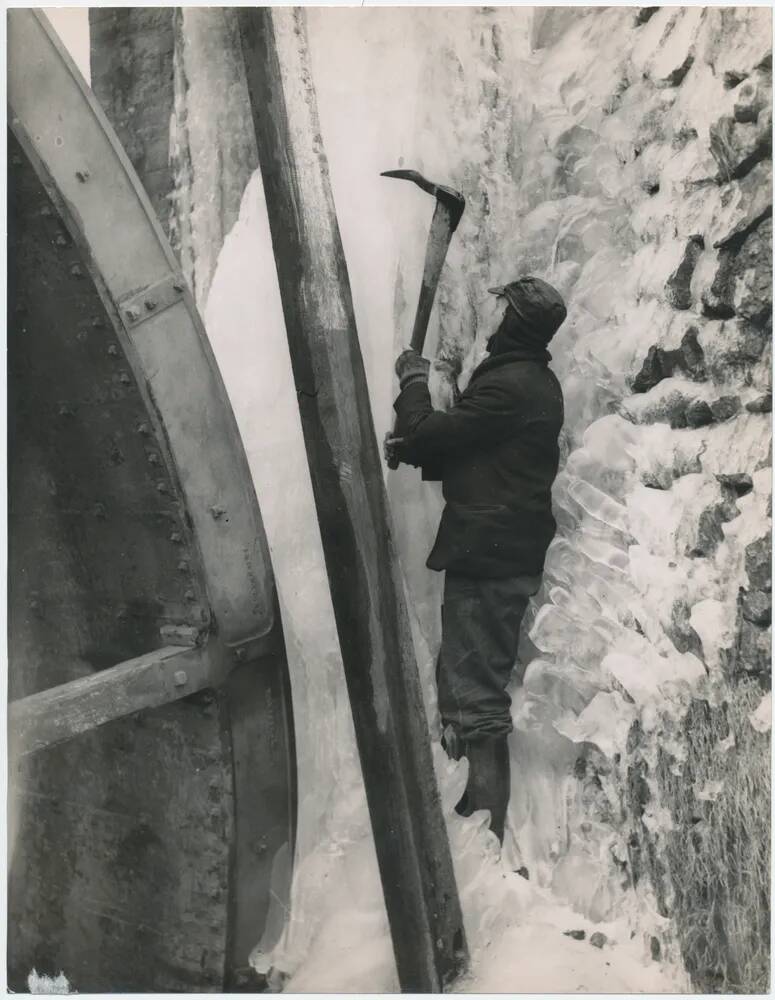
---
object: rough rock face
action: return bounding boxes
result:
[168,9,257,309]
[89,9,177,229]
[91,7,257,311]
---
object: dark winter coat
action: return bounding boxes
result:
[393,347,564,578]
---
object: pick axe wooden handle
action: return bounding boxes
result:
[382,169,465,468]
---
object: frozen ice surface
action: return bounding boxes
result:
[567,476,630,534]
[554,691,637,760]
[205,170,374,978]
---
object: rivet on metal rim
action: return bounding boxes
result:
[169,532,183,544]
[210,505,226,520]
[107,345,119,357]
[136,422,150,436]
[145,299,157,312]
[125,307,140,323]
[177,560,189,573]
[173,670,188,687]
[69,264,84,278]
[184,589,196,602]
[75,169,90,183]
[119,372,132,385]
[156,481,168,494]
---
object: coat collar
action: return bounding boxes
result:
[469,347,552,383]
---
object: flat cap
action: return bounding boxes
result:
[488,276,567,340]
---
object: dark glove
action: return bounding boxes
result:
[395,349,430,390]
[383,432,406,466]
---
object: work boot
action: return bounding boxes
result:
[454,735,511,844]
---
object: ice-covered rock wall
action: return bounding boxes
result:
[378,8,772,991]
[101,6,770,992]
[381,8,772,991]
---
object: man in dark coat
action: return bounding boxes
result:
[386,275,565,844]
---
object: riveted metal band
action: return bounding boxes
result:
[119,273,188,329]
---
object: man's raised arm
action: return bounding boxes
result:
[389,348,517,469]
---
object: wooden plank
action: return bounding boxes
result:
[9,645,217,756]
[236,9,468,993]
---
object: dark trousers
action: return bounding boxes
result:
[436,572,536,742]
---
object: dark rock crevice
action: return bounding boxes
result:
[631,327,706,393]
[709,112,772,184]
[665,235,704,309]
[703,216,773,327]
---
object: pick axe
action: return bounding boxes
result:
[382,169,466,469]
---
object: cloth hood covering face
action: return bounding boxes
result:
[486,276,567,357]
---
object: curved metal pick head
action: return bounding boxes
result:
[381,168,465,222]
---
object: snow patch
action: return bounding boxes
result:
[749,692,772,734]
